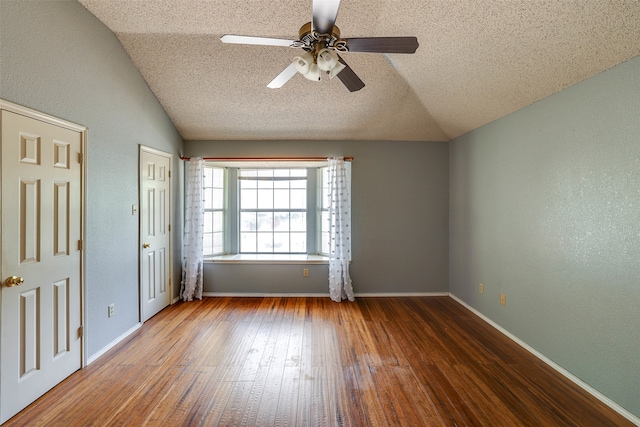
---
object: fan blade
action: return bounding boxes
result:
[312,0,341,35]
[221,35,297,47]
[336,56,364,92]
[344,37,419,54]
[267,63,298,89]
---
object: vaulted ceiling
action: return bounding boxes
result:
[78,0,640,142]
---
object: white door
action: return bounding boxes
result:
[140,146,172,322]
[0,109,83,423]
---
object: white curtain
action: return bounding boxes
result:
[327,157,355,302]
[181,157,205,301]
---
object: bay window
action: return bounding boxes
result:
[202,162,347,258]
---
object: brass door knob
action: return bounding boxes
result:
[4,276,24,287]
[143,243,151,248]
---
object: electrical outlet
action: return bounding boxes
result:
[108,303,115,317]
[479,283,484,294]
[303,268,309,277]
[500,294,506,306]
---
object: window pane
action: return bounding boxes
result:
[212,188,224,209]
[291,179,306,189]
[258,180,272,189]
[290,212,306,231]
[241,178,257,189]
[274,189,289,209]
[321,232,330,254]
[203,167,213,187]
[212,168,224,187]
[203,233,213,255]
[290,189,306,209]
[213,232,223,254]
[273,233,290,252]
[241,189,257,209]
[257,233,273,252]
[203,188,213,210]
[291,169,306,177]
[290,232,306,252]
[257,189,274,209]
[241,212,257,231]
[204,211,213,233]
[273,179,288,189]
[257,212,273,232]
[213,211,224,232]
[241,232,256,252]
[274,212,289,232]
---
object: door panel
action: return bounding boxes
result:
[1,110,83,423]
[140,147,172,322]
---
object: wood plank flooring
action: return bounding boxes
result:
[6,297,633,426]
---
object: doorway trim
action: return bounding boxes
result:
[0,99,88,368]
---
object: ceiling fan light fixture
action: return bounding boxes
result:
[317,48,338,71]
[302,62,322,81]
[293,51,313,74]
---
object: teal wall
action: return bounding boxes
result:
[0,0,184,358]
[449,56,640,417]
[186,140,450,295]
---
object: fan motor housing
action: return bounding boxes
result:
[298,22,342,49]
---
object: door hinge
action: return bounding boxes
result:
[168,170,171,178]
[168,224,171,232]
[78,152,83,164]
[78,240,83,250]
[78,326,84,338]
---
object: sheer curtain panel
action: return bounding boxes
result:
[327,157,355,302]
[181,157,205,301]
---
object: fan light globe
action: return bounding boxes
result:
[293,51,313,75]
[317,48,338,71]
[303,63,322,81]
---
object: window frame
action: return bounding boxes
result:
[202,166,226,257]
[203,162,339,259]
[237,168,309,255]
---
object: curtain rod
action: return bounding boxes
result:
[180,156,353,162]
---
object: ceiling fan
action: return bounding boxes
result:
[220,0,419,92]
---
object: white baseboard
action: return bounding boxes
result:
[449,293,640,426]
[86,323,142,365]
[201,292,449,298]
[356,292,449,297]
[202,292,329,297]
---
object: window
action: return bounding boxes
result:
[319,166,331,255]
[202,162,347,258]
[239,168,307,254]
[203,167,225,256]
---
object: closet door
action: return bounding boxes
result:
[1,109,83,423]
[140,146,172,322]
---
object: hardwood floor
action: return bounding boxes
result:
[6,297,633,426]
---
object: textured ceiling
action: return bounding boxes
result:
[78,0,640,142]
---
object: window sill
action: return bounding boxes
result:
[205,254,329,264]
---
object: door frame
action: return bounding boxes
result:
[138,145,173,322]
[0,99,88,367]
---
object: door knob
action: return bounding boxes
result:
[4,276,24,287]
[143,243,151,248]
